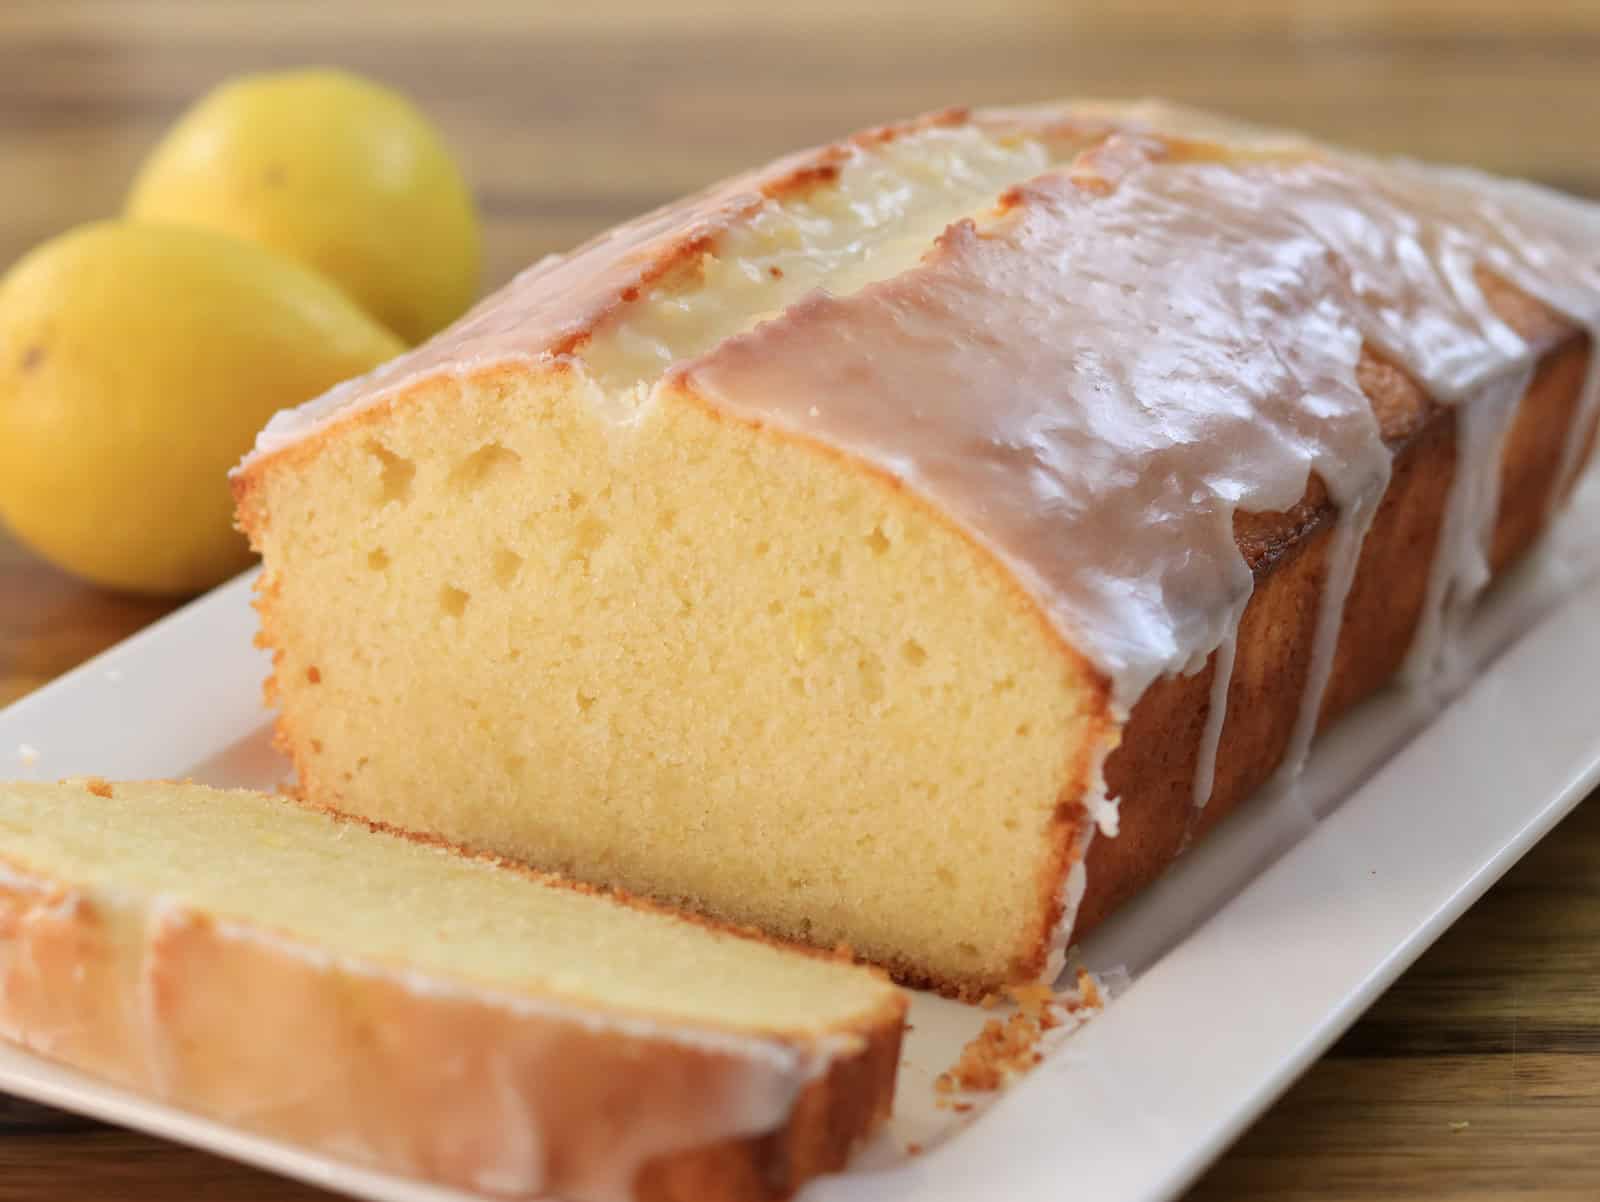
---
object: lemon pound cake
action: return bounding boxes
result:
[0,780,904,1201]
[233,101,1600,998]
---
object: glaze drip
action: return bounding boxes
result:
[1403,365,1532,688]
[1192,595,1247,810]
[1257,154,1600,695]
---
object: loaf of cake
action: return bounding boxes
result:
[0,780,904,1201]
[233,101,1600,998]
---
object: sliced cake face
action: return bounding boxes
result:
[0,780,904,1202]
[244,368,1107,994]
[236,113,1124,996]
[236,101,1600,997]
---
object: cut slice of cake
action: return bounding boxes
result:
[233,101,1600,998]
[0,779,904,1201]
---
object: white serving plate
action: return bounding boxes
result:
[4,472,1600,1202]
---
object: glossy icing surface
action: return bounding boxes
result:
[243,111,1103,457]
[581,124,1078,394]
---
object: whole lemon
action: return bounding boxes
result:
[127,69,480,345]
[0,221,404,596]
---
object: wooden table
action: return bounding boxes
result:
[2,1,1597,1197]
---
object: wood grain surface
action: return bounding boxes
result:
[1,0,1597,1198]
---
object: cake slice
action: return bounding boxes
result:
[0,779,904,1201]
[233,101,1600,998]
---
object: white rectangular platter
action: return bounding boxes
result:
[4,470,1600,1202]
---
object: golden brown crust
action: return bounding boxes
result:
[636,1010,901,1202]
[0,849,904,1201]
[1072,293,1592,944]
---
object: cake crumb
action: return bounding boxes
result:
[1449,1120,1470,1132]
[83,777,114,799]
[942,1014,1038,1092]
[1008,982,1056,1018]
[939,969,1109,1095]
[1078,971,1103,1010]
[16,744,39,766]
[905,1142,923,1157]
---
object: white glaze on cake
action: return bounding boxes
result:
[1401,364,1533,689]
[240,112,1108,461]
[235,102,1600,982]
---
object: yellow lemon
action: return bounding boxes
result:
[0,221,404,596]
[127,69,480,345]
